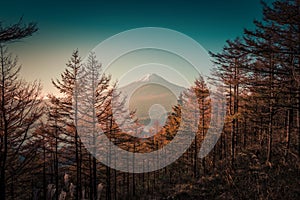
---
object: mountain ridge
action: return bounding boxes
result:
[120,73,185,97]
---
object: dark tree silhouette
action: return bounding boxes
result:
[0,17,37,43]
[0,45,43,199]
[0,18,39,200]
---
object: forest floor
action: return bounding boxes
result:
[141,143,300,200]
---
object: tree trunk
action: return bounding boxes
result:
[0,45,8,200]
[93,157,97,200]
[266,54,274,165]
[285,108,292,161]
[267,109,273,164]
[55,129,59,200]
[43,144,47,199]
[75,132,80,200]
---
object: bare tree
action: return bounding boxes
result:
[51,49,83,200]
[0,45,43,199]
[0,18,37,44]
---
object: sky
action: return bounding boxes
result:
[0,0,274,96]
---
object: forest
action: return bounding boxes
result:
[0,0,299,199]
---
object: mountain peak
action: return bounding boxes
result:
[120,73,185,100]
[138,73,163,82]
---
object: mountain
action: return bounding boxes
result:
[118,74,185,123]
[120,73,185,98]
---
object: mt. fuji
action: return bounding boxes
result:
[118,74,186,122]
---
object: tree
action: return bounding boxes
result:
[51,49,84,200]
[0,17,37,43]
[210,38,250,167]
[241,0,300,163]
[192,76,210,176]
[259,0,300,158]
[0,45,43,199]
[45,96,65,200]
[76,52,113,200]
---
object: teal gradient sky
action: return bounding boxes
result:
[0,0,273,96]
